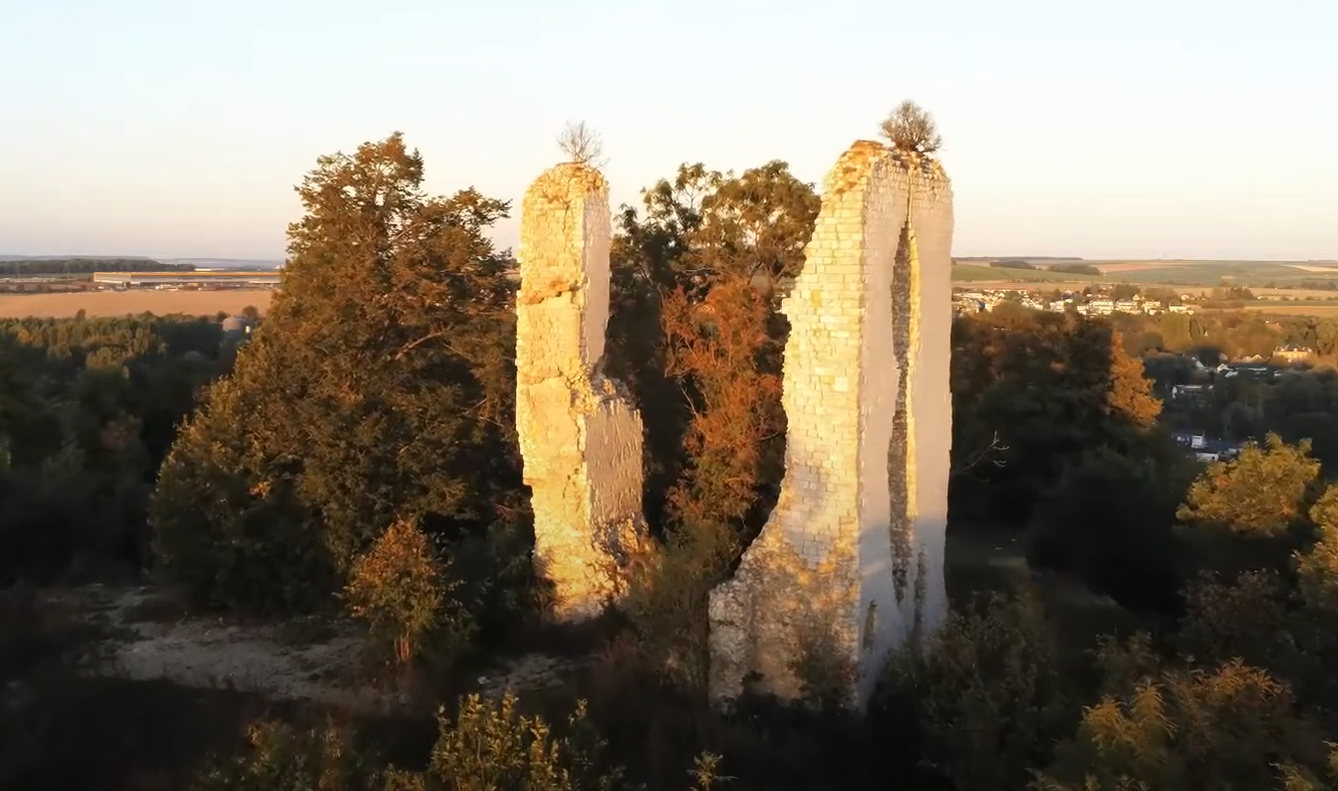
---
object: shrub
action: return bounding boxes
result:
[1298,487,1338,613]
[1278,744,1338,791]
[191,695,697,791]
[1027,446,1189,615]
[1177,570,1306,678]
[413,694,633,791]
[343,518,473,668]
[1034,661,1329,791]
[876,593,1077,791]
[620,519,737,692]
[189,718,370,791]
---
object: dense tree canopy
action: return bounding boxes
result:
[610,159,820,534]
[150,133,526,613]
[0,314,231,583]
[951,308,1163,522]
[0,258,195,276]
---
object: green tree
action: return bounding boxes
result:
[878,594,1077,791]
[342,517,473,667]
[1027,445,1192,614]
[1035,661,1329,791]
[951,310,1162,523]
[1177,434,1320,537]
[612,159,819,533]
[150,133,526,613]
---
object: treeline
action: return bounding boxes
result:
[0,258,195,276]
[985,260,1102,276]
[1108,303,1338,361]
[0,314,243,584]
[5,126,1338,791]
[1048,262,1101,275]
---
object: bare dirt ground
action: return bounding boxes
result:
[0,290,273,318]
[40,584,584,713]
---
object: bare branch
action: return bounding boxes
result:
[556,120,608,169]
[879,100,943,156]
[950,432,1009,480]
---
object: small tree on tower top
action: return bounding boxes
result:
[556,119,607,169]
[880,100,943,156]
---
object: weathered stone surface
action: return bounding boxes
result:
[515,163,650,622]
[707,141,955,708]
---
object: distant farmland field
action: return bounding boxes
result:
[953,259,1338,288]
[1242,301,1338,317]
[951,264,1100,283]
[0,290,273,319]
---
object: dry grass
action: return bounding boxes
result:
[0,290,273,319]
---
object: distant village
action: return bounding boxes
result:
[1165,353,1316,463]
[952,286,1198,317]
[952,284,1327,466]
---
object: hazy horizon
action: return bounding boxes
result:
[2,0,1335,262]
[6,253,1338,267]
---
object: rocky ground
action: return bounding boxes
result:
[27,534,1119,715]
[39,584,585,713]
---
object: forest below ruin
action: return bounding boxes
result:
[3,132,1338,791]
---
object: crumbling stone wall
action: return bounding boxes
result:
[708,140,955,707]
[515,162,649,622]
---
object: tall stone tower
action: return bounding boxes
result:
[707,140,955,707]
[515,162,649,622]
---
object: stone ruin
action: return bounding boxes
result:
[707,141,954,707]
[514,162,649,622]
[514,141,955,708]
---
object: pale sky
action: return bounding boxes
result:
[1,0,1334,262]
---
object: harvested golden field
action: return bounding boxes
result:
[1093,261,1181,273]
[1249,287,1338,300]
[1243,302,1338,316]
[0,290,273,319]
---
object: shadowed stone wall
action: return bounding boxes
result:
[515,162,649,622]
[707,140,955,707]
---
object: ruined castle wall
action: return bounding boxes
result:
[708,142,955,709]
[904,174,955,637]
[853,160,911,704]
[515,163,647,622]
